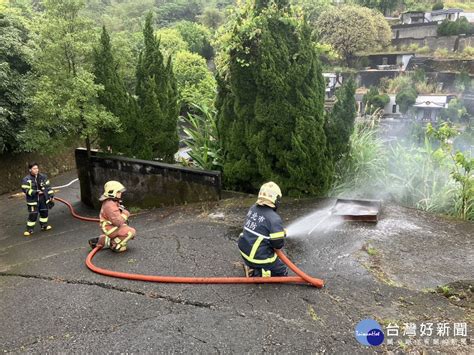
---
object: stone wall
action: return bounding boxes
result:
[392,35,474,52]
[392,23,438,39]
[75,148,221,209]
[357,70,399,88]
[0,148,76,195]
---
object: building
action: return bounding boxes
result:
[365,52,415,71]
[323,72,343,98]
[413,94,456,121]
[400,9,464,25]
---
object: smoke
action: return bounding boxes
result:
[286,205,344,239]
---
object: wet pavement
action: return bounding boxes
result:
[0,171,473,353]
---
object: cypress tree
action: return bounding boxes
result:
[93,26,138,155]
[325,78,356,161]
[135,12,179,162]
[216,1,333,195]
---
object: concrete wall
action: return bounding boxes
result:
[0,148,76,195]
[75,148,221,209]
[392,23,438,39]
[357,70,399,88]
[393,35,474,52]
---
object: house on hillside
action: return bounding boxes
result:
[400,9,464,25]
[365,52,415,71]
[430,9,464,23]
[401,11,428,25]
[413,94,457,121]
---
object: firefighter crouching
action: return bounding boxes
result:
[88,181,136,252]
[21,162,54,236]
[238,182,288,277]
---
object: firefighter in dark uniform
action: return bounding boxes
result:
[20,163,54,236]
[238,182,288,277]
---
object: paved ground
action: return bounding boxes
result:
[0,171,473,353]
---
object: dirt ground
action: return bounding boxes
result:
[0,171,472,353]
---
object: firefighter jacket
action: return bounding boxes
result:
[21,173,54,206]
[99,199,130,236]
[238,204,286,267]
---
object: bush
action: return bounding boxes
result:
[173,21,214,59]
[387,75,412,94]
[173,50,217,113]
[432,2,444,10]
[363,87,390,114]
[434,48,450,58]
[396,86,418,113]
[180,104,222,171]
[462,46,474,57]
[416,45,431,54]
[438,17,474,36]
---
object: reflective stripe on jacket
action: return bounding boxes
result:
[238,204,286,267]
[21,173,54,205]
[99,199,129,235]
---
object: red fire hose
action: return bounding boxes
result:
[55,197,324,288]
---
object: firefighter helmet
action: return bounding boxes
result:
[100,181,126,201]
[256,182,282,209]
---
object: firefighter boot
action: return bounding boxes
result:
[23,229,34,237]
[88,237,100,249]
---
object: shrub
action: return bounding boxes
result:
[434,48,450,58]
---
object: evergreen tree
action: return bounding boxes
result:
[325,78,356,161]
[135,12,179,162]
[93,26,138,155]
[216,0,333,195]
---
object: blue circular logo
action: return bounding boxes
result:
[355,319,385,346]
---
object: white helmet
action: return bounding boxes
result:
[99,181,126,201]
[256,181,282,209]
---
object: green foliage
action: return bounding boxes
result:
[23,0,119,154]
[438,17,474,36]
[427,122,473,220]
[173,20,214,59]
[198,7,225,29]
[181,104,222,170]
[0,9,31,153]
[440,98,469,123]
[93,26,139,155]
[156,0,204,27]
[454,70,472,93]
[432,2,444,10]
[315,4,391,65]
[173,50,217,113]
[386,75,413,94]
[396,87,417,114]
[354,0,401,15]
[216,0,333,195]
[331,123,387,197]
[335,122,473,220]
[156,28,189,59]
[363,86,390,115]
[325,78,356,161]
[135,12,179,162]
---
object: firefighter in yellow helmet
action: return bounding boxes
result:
[88,181,136,252]
[238,182,288,277]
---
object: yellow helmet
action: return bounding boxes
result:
[256,182,282,209]
[100,181,126,201]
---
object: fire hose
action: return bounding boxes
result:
[55,196,324,288]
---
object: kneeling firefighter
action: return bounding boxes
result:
[238,182,288,277]
[89,181,136,252]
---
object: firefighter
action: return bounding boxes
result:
[238,182,288,277]
[88,181,136,252]
[20,162,55,236]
